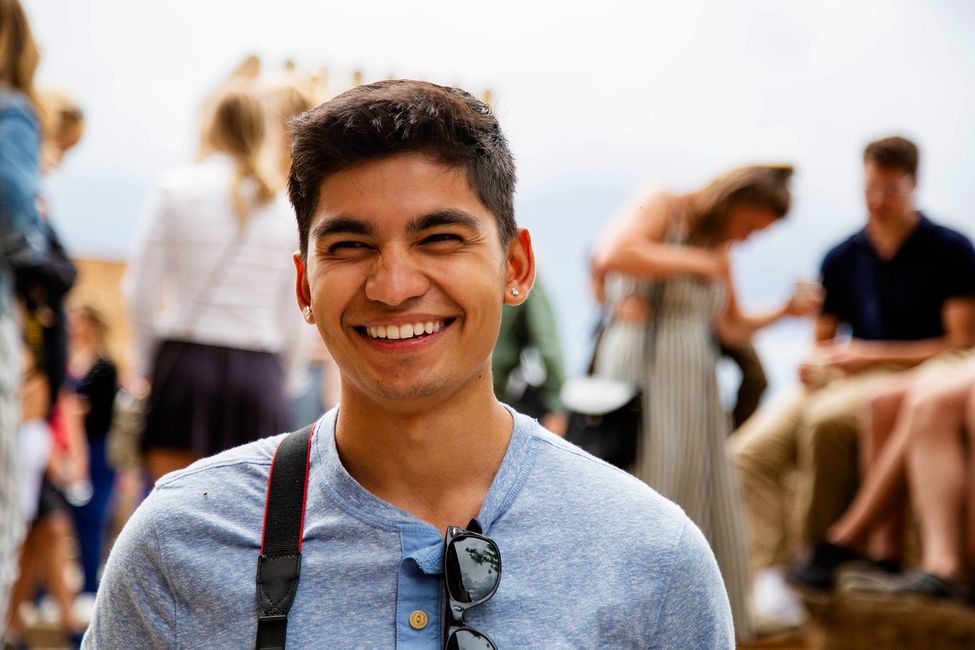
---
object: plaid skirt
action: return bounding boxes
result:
[141,340,292,457]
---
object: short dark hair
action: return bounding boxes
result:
[288,79,517,257]
[863,136,919,177]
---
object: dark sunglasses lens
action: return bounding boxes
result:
[446,629,496,650]
[444,536,500,605]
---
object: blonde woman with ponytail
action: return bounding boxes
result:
[590,165,820,641]
[124,85,306,482]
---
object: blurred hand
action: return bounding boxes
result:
[798,341,873,387]
[693,247,729,282]
[121,373,151,397]
[785,287,824,317]
[542,411,568,436]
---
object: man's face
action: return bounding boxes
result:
[864,161,915,224]
[295,152,533,408]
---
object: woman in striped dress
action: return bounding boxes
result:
[591,165,817,640]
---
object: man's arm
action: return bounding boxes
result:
[82,495,177,648]
[0,99,45,266]
[819,297,975,374]
[649,519,734,649]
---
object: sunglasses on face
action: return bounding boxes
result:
[443,521,501,650]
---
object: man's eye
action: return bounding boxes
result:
[328,241,369,253]
[422,233,463,245]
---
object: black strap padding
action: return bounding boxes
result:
[262,425,315,556]
[255,424,315,650]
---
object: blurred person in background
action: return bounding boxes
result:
[124,84,307,483]
[590,164,819,640]
[492,277,567,434]
[795,350,975,601]
[66,304,118,611]
[720,340,769,431]
[0,0,49,633]
[734,136,975,629]
[5,87,90,649]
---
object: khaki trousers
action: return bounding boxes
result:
[731,368,907,572]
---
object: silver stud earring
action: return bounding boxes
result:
[510,288,520,296]
[303,306,312,319]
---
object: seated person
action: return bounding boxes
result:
[789,349,975,599]
[733,136,975,612]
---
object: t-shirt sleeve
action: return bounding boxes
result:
[650,519,734,649]
[819,248,846,319]
[82,494,177,648]
[940,233,975,299]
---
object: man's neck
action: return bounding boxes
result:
[333,383,513,534]
[865,209,919,260]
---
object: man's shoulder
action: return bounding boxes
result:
[143,434,286,524]
[821,230,864,267]
[525,426,692,546]
[919,217,975,254]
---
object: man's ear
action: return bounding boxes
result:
[294,252,315,323]
[503,228,536,306]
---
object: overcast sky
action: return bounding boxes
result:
[24,0,975,396]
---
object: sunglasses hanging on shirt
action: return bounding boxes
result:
[442,520,501,650]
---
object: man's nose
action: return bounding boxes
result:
[364,248,430,307]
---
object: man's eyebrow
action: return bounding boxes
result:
[310,216,375,240]
[406,210,483,234]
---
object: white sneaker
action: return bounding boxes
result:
[73,592,98,628]
[752,567,806,634]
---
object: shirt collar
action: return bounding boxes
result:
[853,210,931,248]
[311,405,538,535]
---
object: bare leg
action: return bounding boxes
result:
[861,385,908,560]
[4,524,41,639]
[37,512,80,634]
[146,449,199,483]
[828,382,912,550]
[965,385,975,575]
[905,377,975,581]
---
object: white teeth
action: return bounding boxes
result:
[366,320,445,340]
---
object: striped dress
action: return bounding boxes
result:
[594,230,754,640]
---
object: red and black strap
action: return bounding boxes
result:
[255,422,316,650]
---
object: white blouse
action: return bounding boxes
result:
[124,154,308,394]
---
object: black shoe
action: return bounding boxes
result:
[787,541,865,591]
[844,569,969,602]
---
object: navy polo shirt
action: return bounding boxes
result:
[820,213,975,341]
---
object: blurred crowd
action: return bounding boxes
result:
[3,0,975,647]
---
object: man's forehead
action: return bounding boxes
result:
[309,153,497,236]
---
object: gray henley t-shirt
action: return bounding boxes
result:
[84,408,733,648]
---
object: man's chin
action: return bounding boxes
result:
[369,379,447,403]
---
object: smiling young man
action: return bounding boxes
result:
[84,80,733,648]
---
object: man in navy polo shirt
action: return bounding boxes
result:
[733,136,975,623]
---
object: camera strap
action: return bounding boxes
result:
[254,421,317,650]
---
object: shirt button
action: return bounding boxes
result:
[409,610,429,630]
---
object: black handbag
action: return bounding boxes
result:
[562,376,641,469]
[561,288,662,470]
